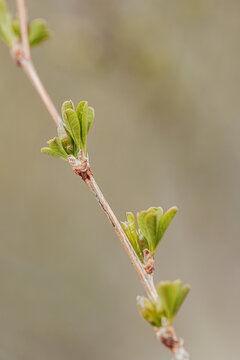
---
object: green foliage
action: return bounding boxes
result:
[0,0,15,46]
[121,206,178,263]
[28,19,50,47]
[157,280,190,323]
[137,296,163,327]
[0,0,50,48]
[121,212,143,261]
[138,280,190,327]
[41,137,68,160]
[41,100,95,160]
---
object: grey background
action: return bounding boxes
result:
[0,0,239,359]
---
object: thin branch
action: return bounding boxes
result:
[86,172,158,301]
[67,154,190,360]
[16,0,30,60]
[11,1,190,359]
[21,60,61,126]
[14,0,61,126]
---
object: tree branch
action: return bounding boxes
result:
[14,0,61,126]
[9,1,191,359]
[16,0,30,60]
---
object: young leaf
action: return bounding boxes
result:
[61,100,74,120]
[28,19,50,47]
[137,207,160,253]
[156,207,178,247]
[0,0,15,47]
[81,102,89,154]
[76,101,87,146]
[121,212,143,260]
[41,147,67,160]
[137,296,162,327]
[171,282,190,319]
[48,137,68,159]
[63,109,81,151]
[137,210,150,249]
[157,280,190,323]
[57,123,74,154]
[87,106,95,133]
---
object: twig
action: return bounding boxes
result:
[67,154,190,360]
[86,171,158,301]
[14,0,61,126]
[11,1,190,359]
[16,0,30,60]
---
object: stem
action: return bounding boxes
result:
[85,173,158,302]
[21,60,61,126]
[67,152,190,359]
[15,0,61,126]
[11,1,190,358]
[17,0,30,60]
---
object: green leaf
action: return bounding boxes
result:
[76,101,86,138]
[48,137,68,159]
[137,206,177,254]
[76,101,95,154]
[137,210,149,247]
[137,207,160,253]
[63,109,81,151]
[172,282,190,318]
[76,101,88,154]
[28,19,50,47]
[121,212,143,260]
[61,100,74,120]
[41,147,67,160]
[137,296,162,327]
[57,123,74,154]
[0,0,15,46]
[81,102,88,153]
[156,207,178,247]
[87,106,95,133]
[157,280,190,323]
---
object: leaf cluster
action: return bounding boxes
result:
[41,100,94,160]
[121,207,177,263]
[0,0,50,47]
[138,280,190,326]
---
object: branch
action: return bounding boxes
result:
[67,154,190,360]
[6,1,191,359]
[14,0,61,126]
[16,0,30,60]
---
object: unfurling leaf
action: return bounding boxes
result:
[76,101,88,154]
[63,109,81,151]
[121,212,143,261]
[87,106,95,133]
[57,123,74,154]
[137,296,162,327]
[28,19,50,47]
[137,206,177,254]
[41,99,95,161]
[41,137,68,160]
[61,100,74,117]
[157,280,190,323]
[156,207,178,246]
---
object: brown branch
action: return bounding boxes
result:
[16,0,30,60]
[67,154,190,360]
[11,1,190,359]
[14,0,61,126]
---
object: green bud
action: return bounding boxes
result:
[137,296,162,327]
[157,280,190,323]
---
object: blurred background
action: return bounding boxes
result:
[0,0,240,359]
